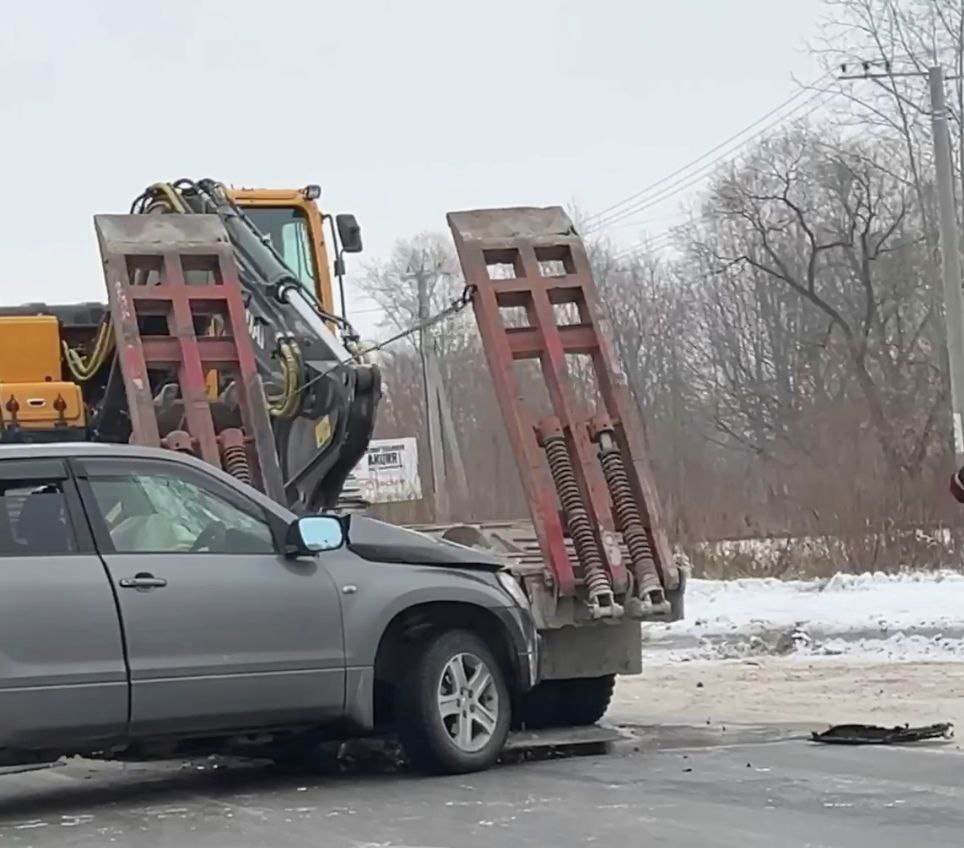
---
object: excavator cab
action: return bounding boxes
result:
[228,185,364,323]
[228,187,336,309]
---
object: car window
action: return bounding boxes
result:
[0,480,77,556]
[87,469,276,555]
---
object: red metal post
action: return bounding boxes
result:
[94,214,285,504]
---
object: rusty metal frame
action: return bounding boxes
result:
[447,207,679,602]
[94,214,285,503]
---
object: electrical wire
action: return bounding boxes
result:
[583,73,834,234]
[599,86,838,263]
[584,73,832,230]
[609,221,689,261]
[589,87,833,234]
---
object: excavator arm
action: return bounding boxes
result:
[126,179,381,513]
[27,178,380,513]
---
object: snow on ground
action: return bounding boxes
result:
[644,570,964,663]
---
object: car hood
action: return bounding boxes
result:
[345,515,506,571]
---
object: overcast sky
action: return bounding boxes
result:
[0,0,824,338]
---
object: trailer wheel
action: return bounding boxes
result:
[552,675,615,726]
[396,629,511,775]
[518,674,615,728]
[515,681,561,729]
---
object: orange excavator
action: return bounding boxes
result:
[0,180,379,514]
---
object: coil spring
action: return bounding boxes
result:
[222,443,253,486]
[597,435,664,601]
[543,434,613,605]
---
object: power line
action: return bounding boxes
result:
[603,214,674,231]
[583,71,831,229]
[588,86,834,234]
[598,89,837,263]
[583,72,834,235]
[601,58,958,268]
[610,228,681,264]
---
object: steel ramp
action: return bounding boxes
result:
[95,213,284,501]
[504,723,629,751]
[447,207,680,621]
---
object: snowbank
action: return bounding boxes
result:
[644,570,964,663]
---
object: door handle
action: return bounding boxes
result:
[119,573,168,590]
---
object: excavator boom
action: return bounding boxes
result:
[130,179,380,513]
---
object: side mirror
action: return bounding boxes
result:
[336,213,363,254]
[285,515,345,558]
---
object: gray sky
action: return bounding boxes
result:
[0,0,824,338]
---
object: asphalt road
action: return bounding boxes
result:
[0,724,960,847]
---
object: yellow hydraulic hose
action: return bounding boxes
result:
[148,182,189,213]
[62,318,114,382]
[63,184,187,382]
[269,340,303,419]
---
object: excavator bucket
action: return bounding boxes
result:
[447,207,682,624]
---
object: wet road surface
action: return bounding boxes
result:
[0,723,960,847]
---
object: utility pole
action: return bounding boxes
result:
[842,62,964,466]
[416,268,449,520]
[929,66,964,468]
[408,263,470,521]
[425,342,469,506]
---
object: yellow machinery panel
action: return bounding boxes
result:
[0,316,63,383]
[0,381,85,429]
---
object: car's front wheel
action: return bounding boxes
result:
[397,629,511,774]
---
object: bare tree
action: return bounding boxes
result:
[812,0,964,243]
[693,126,943,492]
[357,232,473,358]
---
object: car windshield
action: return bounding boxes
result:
[243,206,317,292]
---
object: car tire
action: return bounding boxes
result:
[517,674,615,728]
[396,629,511,775]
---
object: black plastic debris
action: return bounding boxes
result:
[811,722,954,745]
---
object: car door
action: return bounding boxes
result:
[72,455,346,737]
[0,457,127,751]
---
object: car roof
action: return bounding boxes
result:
[0,442,188,461]
[0,441,221,467]
[0,442,292,518]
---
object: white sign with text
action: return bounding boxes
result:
[351,437,422,503]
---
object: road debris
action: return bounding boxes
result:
[811,722,954,745]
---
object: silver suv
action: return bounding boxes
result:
[0,444,539,775]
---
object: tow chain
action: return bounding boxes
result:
[297,283,478,397]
